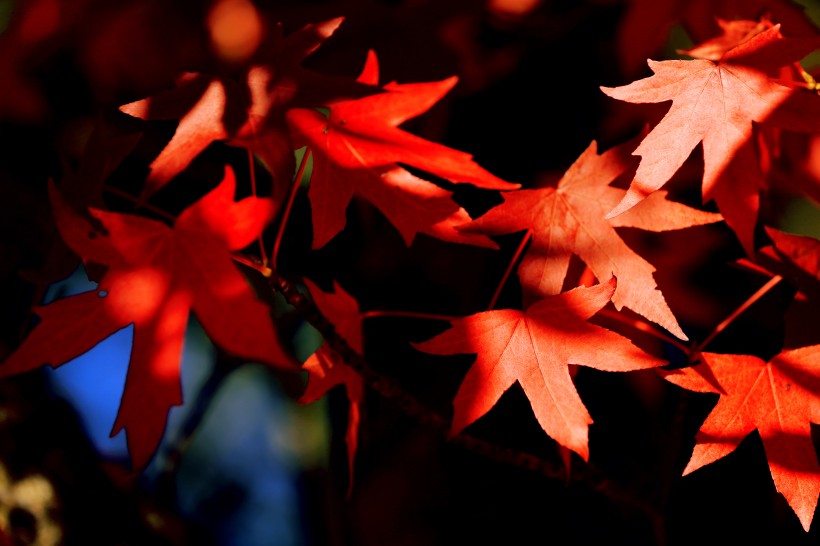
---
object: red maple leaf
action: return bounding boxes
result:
[286,50,518,249]
[299,279,364,494]
[460,139,721,339]
[602,26,820,253]
[680,16,775,60]
[616,0,818,76]
[20,122,142,292]
[0,168,293,470]
[761,128,820,206]
[756,228,820,347]
[679,0,819,43]
[413,278,665,460]
[758,227,820,298]
[119,17,368,198]
[661,347,820,531]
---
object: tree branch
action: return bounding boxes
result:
[267,269,665,540]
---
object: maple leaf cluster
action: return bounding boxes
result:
[1,0,820,543]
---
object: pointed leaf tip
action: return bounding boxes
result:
[418,276,663,459]
[606,191,641,219]
[358,49,380,86]
[317,16,345,37]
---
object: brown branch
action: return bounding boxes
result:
[267,269,665,539]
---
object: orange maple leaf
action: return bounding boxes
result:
[0,168,293,470]
[661,347,820,531]
[460,138,721,339]
[414,278,665,460]
[287,51,518,249]
[602,26,820,253]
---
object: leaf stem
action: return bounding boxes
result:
[361,309,460,322]
[694,275,783,355]
[248,149,270,267]
[272,149,311,267]
[795,62,819,91]
[488,229,531,310]
[231,253,272,276]
[731,258,777,277]
[596,308,689,354]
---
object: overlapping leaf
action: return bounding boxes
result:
[758,227,820,298]
[414,279,665,459]
[661,347,820,530]
[0,168,293,470]
[616,0,818,76]
[756,228,820,347]
[602,26,820,253]
[460,139,721,339]
[119,18,372,198]
[286,51,518,249]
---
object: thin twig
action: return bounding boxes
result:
[231,254,271,276]
[361,310,460,322]
[488,230,531,310]
[247,149,270,266]
[695,275,783,355]
[596,308,689,354]
[272,150,311,267]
